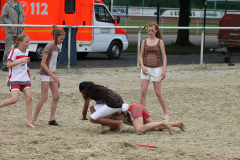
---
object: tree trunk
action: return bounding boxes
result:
[175,0,191,46]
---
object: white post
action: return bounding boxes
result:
[162,17,164,35]
[213,0,216,23]
[67,26,72,70]
[142,0,144,20]
[111,0,113,13]
[197,17,199,35]
[125,17,127,32]
[200,28,204,65]
[137,27,142,67]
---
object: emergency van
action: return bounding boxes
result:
[0,0,128,60]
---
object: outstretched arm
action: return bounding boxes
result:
[139,40,148,75]
[160,40,167,80]
[81,98,90,120]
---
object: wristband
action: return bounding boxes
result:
[21,59,23,63]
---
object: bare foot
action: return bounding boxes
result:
[178,121,186,132]
[137,131,143,135]
[117,120,123,134]
[163,120,172,135]
[98,126,110,134]
[32,120,41,126]
[28,123,35,128]
[163,114,169,120]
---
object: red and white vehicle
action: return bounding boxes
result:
[210,14,240,63]
[0,0,128,60]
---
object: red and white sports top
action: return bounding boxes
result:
[7,48,31,86]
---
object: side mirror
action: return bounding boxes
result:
[117,16,120,24]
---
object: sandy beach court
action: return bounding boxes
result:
[0,63,240,159]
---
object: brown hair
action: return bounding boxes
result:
[143,22,162,40]
[10,33,29,51]
[51,24,66,45]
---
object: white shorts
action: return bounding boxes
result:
[90,104,121,120]
[141,66,162,82]
[39,75,54,82]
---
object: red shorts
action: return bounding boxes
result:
[127,104,150,122]
[9,84,31,92]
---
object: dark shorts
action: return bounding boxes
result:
[128,104,150,122]
[9,84,31,92]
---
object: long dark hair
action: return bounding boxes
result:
[79,81,103,99]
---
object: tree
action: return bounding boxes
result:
[175,0,206,46]
[175,0,191,45]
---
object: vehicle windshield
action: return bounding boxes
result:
[94,5,113,23]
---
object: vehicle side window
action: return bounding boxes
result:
[95,5,113,23]
[65,0,75,14]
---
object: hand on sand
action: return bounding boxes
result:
[117,120,123,134]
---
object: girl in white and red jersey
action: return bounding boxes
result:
[139,22,169,120]
[0,33,35,128]
[32,25,65,126]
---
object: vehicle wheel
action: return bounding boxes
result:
[107,41,122,59]
[77,52,88,60]
[224,57,230,63]
[31,45,45,61]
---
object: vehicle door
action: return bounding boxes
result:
[93,4,115,52]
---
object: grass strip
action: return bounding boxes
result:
[124,43,213,54]
[119,19,219,34]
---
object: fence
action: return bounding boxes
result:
[118,15,220,35]
[0,24,239,69]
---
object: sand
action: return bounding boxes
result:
[0,63,240,160]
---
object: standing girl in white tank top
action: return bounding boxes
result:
[139,22,169,120]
